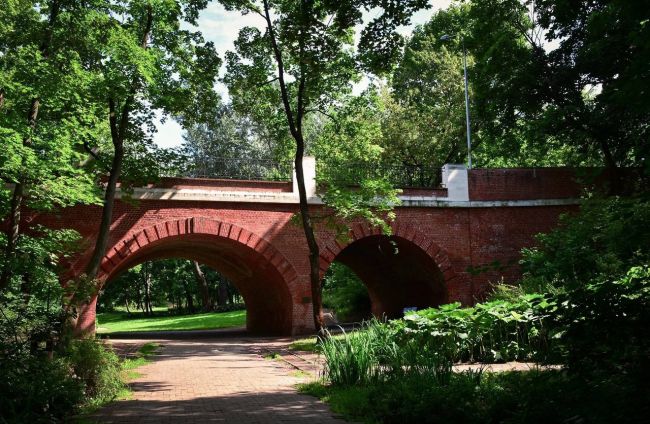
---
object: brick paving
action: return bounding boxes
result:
[93,337,348,424]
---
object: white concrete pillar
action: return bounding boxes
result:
[442,164,469,202]
[293,156,317,198]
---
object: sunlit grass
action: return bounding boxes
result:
[96,310,246,333]
[289,333,347,352]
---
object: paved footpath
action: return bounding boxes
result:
[92,337,348,424]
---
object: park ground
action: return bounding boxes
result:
[89,335,345,424]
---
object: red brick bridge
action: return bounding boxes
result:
[37,159,581,335]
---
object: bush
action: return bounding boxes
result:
[320,319,453,386]
[555,266,650,376]
[304,369,649,424]
[520,196,650,291]
[393,296,558,364]
[67,339,125,404]
[0,354,85,423]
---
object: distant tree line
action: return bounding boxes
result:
[98,259,243,315]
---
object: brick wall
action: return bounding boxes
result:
[468,168,581,200]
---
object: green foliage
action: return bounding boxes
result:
[386,5,469,169]
[521,197,650,291]
[67,339,125,405]
[320,325,383,386]
[0,336,131,423]
[317,266,649,423]
[98,259,242,315]
[313,92,401,235]
[554,266,650,377]
[321,262,370,322]
[0,354,85,423]
[303,369,649,424]
[395,297,557,364]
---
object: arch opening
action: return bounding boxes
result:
[327,235,448,320]
[102,232,294,335]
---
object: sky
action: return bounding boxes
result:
[153,0,454,149]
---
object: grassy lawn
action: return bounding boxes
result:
[96,309,246,333]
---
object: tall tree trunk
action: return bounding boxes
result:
[182,280,194,313]
[216,277,229,307]
[0,183,24,290]
[142,263,153,316]
[85,128,124,279]
[192,261,212,311]
[599,137,622,195]
[135,283,143,313]
[262,0,324,332]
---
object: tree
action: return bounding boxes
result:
[0,0,102,290]
[465,0,649,177]
[220,0,429,331]
[82,0,221,280]
[180,102,289,180]
[192,260,212,311]
[532,0,650,180]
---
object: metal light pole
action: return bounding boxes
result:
[441,34,472,169]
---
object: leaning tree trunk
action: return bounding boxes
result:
[182,280,195,314]
[192,261,212,311]
[84,5,152,281]
[262,0,324,332]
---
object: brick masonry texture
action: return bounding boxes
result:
[29,169,579,336]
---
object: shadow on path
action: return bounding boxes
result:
[92,336,347,424]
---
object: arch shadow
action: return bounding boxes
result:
[318,222,457,318]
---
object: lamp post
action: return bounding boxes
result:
[440,34,472,169]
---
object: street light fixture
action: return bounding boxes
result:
[440,34,472,169]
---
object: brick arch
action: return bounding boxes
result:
[99,217,298,284]
[79,218,299,335]
[318,222,457,318]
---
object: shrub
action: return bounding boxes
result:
[393,296,558,364]
[320,319,454,386]
[555,266,650,377]
[67,338,125,404]
[520,196,650,291]
[0,354,85,423]
[320,325,382,386]
[305,369,649,424]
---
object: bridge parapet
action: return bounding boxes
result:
[118,158,580,207]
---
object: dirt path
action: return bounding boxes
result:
[92,337,347,424]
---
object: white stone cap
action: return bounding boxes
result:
[441,164,469,202]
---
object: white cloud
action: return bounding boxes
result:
[154,0,450,148]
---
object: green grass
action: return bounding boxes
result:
[96,310,246,333]
[289,333,347,352]
[121,342,161,379]
[264,352,281,360]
